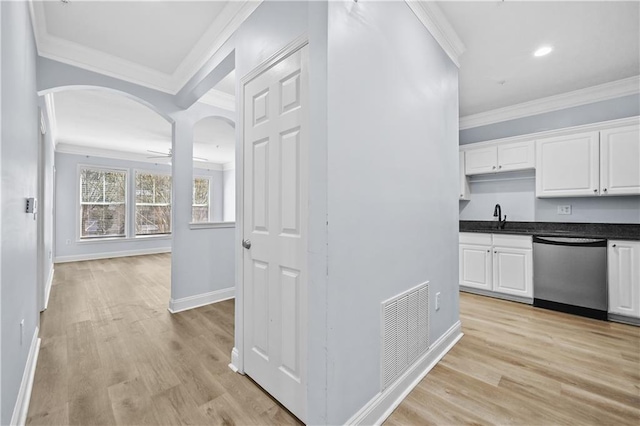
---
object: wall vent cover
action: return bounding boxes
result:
[381,281,430,390]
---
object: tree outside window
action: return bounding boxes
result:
[135,172,172,235]
[80,168,127,238]
[192,177,211,223]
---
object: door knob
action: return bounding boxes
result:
[242,239,252,249]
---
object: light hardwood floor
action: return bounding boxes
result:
[386,292,640,425]
[28,255,639,425]
[27,254,300,426]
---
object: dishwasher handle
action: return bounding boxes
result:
[533,236,607,247]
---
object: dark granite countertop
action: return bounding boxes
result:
[460,221,640,241]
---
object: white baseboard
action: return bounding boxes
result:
[10,327,41,426]
[228,347,241,373]
[345,321,463,426]
[54,247,171,263]
[168,287,235,314]
[43,266,54,311]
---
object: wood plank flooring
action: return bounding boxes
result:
[386,292,640,425]
[28,255,639,425]
[27,254,300,426]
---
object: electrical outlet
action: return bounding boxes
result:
[557,205,572,215]
[435,292,441,311]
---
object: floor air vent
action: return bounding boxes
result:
[381,282,430,390]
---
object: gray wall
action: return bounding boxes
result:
[460,173,640,223]
[54,152,225,261]
[222,168,235,222]
[325,1,460,423]
[459,94,640,224]
[1,1,40,423]
[460,94,640,145]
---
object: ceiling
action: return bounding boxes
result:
[31,0,261,94]
[53,89,236,165]
[439,1,640,118]
[37,1,639,160]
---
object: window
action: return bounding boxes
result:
[80,168,127,239]
[192,177,211,222]
[135,172,172,235]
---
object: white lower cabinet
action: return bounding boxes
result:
[460,243,492,290]
[608,240,640,319]
[460,233,533,299]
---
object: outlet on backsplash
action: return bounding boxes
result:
[557,205,572,215]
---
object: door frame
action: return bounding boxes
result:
[231,34,309,374]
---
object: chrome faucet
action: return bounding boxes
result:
[493,204,507,230]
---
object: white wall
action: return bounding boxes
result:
[325,1,460,423]
[1,1,40,423]
[54,152,224,262]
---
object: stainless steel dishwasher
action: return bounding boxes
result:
[533,236,608,320]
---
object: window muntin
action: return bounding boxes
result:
[135,172,172,235]
[192,177,211,223]
[80,168,127,239]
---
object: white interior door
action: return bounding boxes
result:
[243,45,308,422]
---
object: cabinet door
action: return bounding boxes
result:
[459,244,492,290]
[608,240,640,318]
[600,124,640,196]
[459,151,470,200]
[535,131,600,197]
[492,247,533,298]
[465,146,498,175]
[498,140,535,172]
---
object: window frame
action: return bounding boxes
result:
[192,175,213,224]
[134,169,173,237]
[77,165,129,241]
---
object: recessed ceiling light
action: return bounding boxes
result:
[534,46,553,57]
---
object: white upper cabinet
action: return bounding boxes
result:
[497,140,535,172]
[535,131,600,197]
[459,151,470,200]
[465,146,498,175]
[464,141,534,176]
[600,124,640,196]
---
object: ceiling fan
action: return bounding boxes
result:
[147,149,208,162]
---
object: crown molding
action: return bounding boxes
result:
[29,0,262,95]
[198,89,236,111]
[55,142,225,171]
[460,75,640,130]
[404,1,465,68]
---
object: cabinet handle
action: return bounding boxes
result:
[487,250,490,253]
[498,165,502,169]
[494,251,497,254]
[460,194,463,197]
[603,188,607,192]
[492,166,496,170]
[612,244,616,248]
[593,189,598,193]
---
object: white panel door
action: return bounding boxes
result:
[243,45,309,421]
[600,124,640,196]
[608,240,640,318]
[498,140,535,172]
[492,247,532,298]
[459,244,492,290]
[464,146,498,175]
[535,131,600,197]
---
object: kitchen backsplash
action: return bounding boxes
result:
[459,173,640,224]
